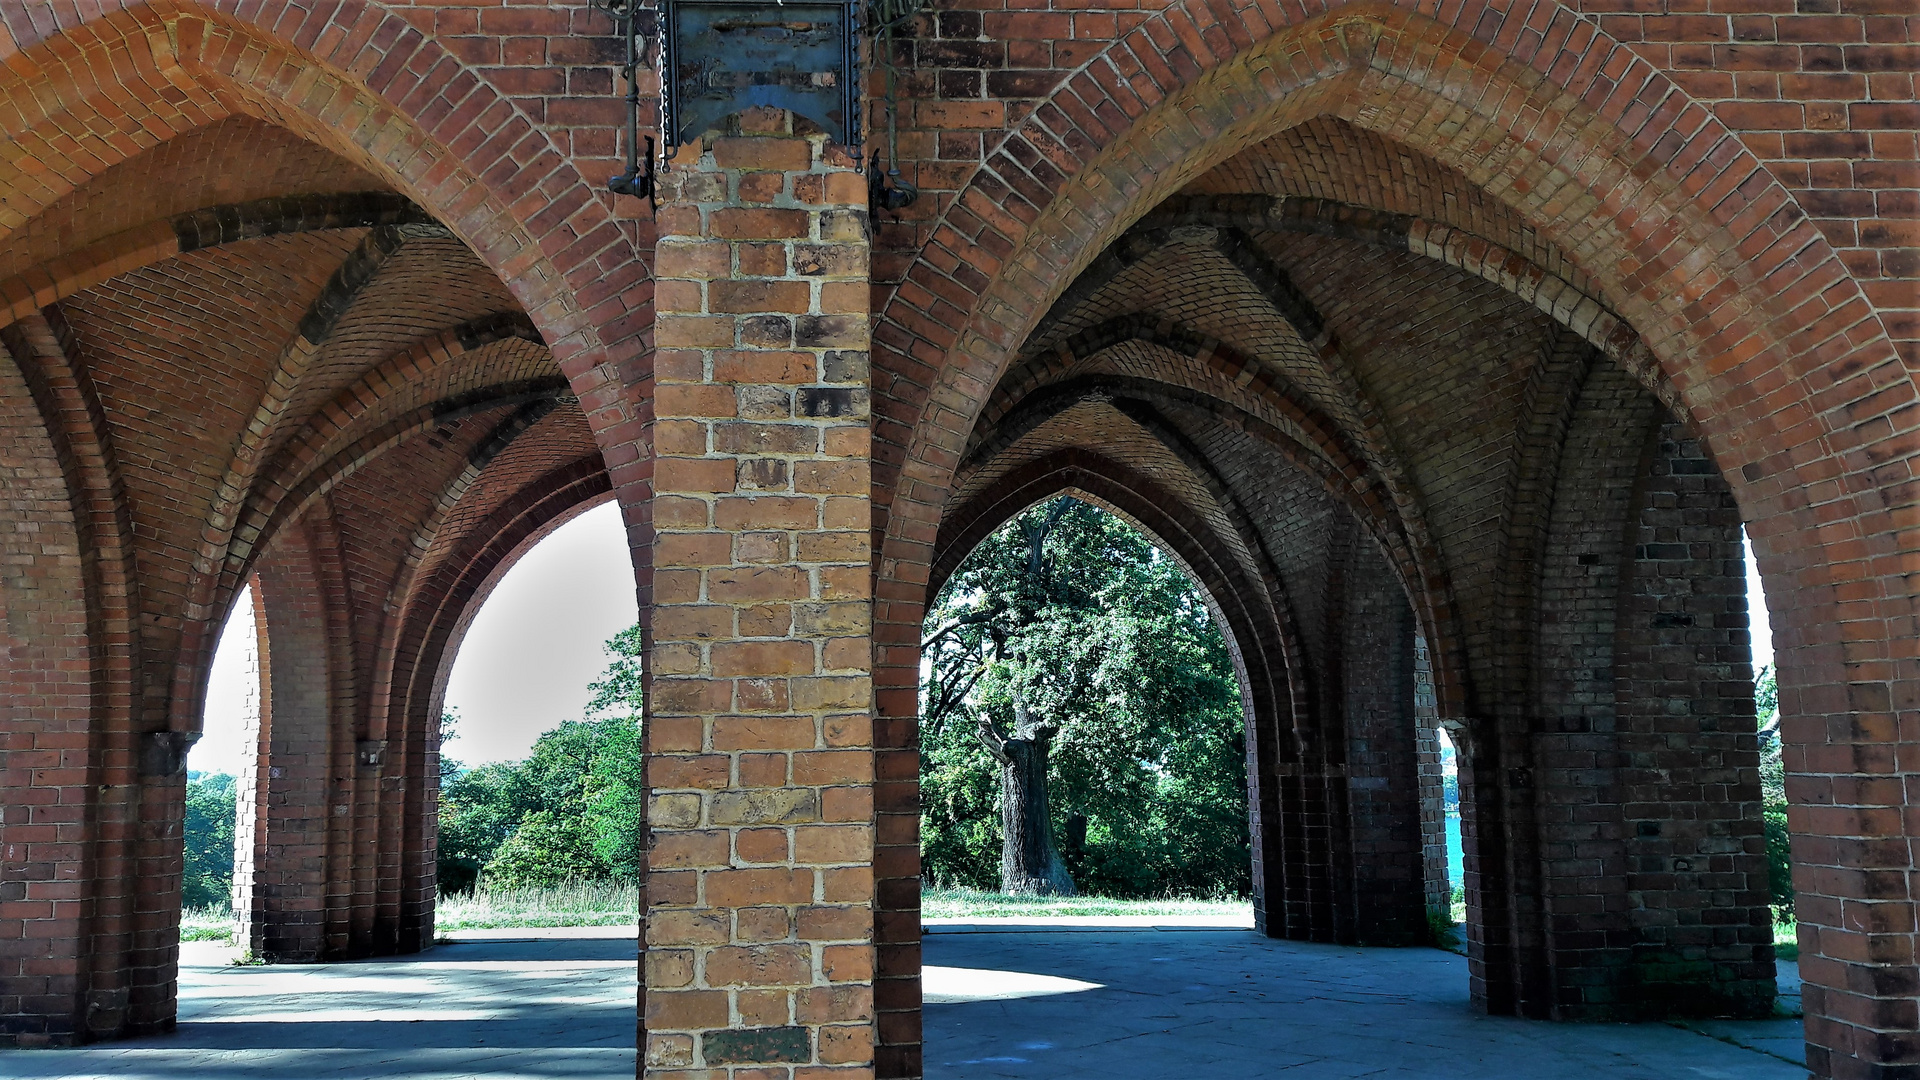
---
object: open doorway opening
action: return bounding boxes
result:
[183,501,643,952]
[168,501,642,1075]
[917,496,1254,921]
[434,500,642,930]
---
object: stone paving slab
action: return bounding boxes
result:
[0,925,1804,1080]
[0,937,639,1080]
[925,929,1808,1080]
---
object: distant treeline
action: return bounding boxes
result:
[437,624,644,893]
[437,713,643,893]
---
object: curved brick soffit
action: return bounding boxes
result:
[212,313,557,663]
[0,1,652,718]
[0,196,433,736]
[164,221,569,735]
[967,206,1651,710]
[1016,198,1688,443]
[383,454,612,891]
[0,309,145,950]
[217,373,573,727]
[0,191,437,332]
[406,458,616,731]
[870,0,1913,722]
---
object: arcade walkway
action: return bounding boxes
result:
[0,927,1803,1079]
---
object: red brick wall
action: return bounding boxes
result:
[1336,533,1429,946]
[242,517,348,963]
[0,1,1911,1077]
[1613,419,1773,1018]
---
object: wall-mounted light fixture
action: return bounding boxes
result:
[587,0,657,206]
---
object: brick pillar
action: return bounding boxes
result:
[1338,539,1427,945]
[238,524,346,962]
[644,114,876,1078]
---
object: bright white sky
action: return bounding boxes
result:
[1745,529,1774,671]
[187,501,638,775]
[184,509,1777,777]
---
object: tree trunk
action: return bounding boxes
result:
[996,732,1076,896]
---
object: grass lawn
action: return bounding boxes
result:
[1775,918,1799,961]
[436,881,639,930]
[180,905,235,943]
[921,885,1251,919]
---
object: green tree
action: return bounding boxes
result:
[1753,663,1793,916]
[921,498,1249,898]
[482,808,611,888]
[584,623,645,879]
[182,772,237,909]
[587,622,644,718]
[435,625,647,893]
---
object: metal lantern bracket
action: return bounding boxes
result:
[590,0,659,207]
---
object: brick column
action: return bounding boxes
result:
[238,528,340,962]
[644,114,876,1078]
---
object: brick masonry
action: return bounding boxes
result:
[0,3,1908,1079]
[643,118,878,1078]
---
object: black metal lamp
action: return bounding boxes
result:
[587,0,657,204]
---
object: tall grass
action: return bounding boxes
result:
[921,885,1250,919]
[436,880,640,930]
[180,904,235,943]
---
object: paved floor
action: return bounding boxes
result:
[1,926,1805,1080]
[924,928,1808,1079]
[0,935,638,1079]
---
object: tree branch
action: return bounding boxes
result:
[974,712,1012,765]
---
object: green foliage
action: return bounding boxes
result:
[1755,663,1793,918]
[586,709,646,881]
[920,498,1250,899]
[435,625,646,893]
[586,623,645,720]
[481,809,611,888]
[182,772,237,910]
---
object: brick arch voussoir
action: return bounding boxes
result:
[396,457,616,737]
[214,380,575,640]
[0,2,648,475]
[168,222,434,729]
[383,457,615,826]
[1141,194,1688,426]
[381,455,613,920]
[975,317,1371,495]
[284,397,567,751]
[962,373,1408,604]
[874,1,1909,743]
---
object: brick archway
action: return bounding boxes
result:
[0,3,651,473]
[869,3,1915,1077]
[872,2,1908,706]
[924,447,1300,929]
[0,6,656,1043]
